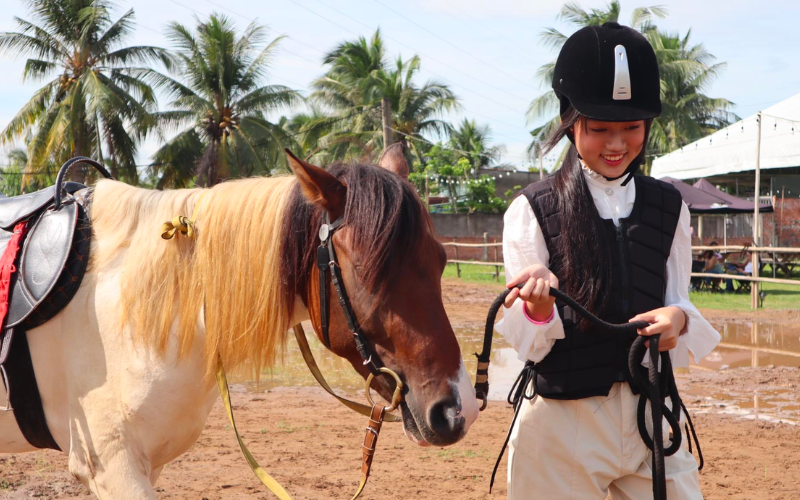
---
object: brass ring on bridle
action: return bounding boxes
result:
[365,367,404,412]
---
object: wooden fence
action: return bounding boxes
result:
[444,241,800,307]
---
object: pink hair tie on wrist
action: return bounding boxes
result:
[523,304,555,325]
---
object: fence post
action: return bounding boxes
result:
[493,238,500,282]
[483,232,489,262]
[453,237,461,278]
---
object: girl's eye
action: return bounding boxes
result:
[626,125,641,130]
[589,128,607,133]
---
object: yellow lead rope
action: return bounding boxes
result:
[293,324,401,422]
[216,358,294,500]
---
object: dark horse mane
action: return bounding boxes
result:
[280,162,430,314]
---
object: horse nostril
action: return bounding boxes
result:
[427,397,465,439]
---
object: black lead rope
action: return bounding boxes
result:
[481,284,703,498]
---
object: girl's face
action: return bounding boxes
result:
[572,118,646,179]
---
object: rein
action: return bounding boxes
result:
[478,285,703,500]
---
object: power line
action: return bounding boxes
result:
[370,0,537,91]
[283,0,360,37]
[308,0,530,108]
[187,0,534,130]
[434,0,541,60]
[385,124,530,163]
[646,122,799,158]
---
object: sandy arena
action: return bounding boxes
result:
[0,279,797,499]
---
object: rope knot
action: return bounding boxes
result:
[161,215,196,240]
[160,191,207,241]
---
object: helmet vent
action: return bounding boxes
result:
[612,45,632,101]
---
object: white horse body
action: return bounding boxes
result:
[0,261,221,497]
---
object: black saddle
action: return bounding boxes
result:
[0,157,112,450]
[0,180,89,328]
[0,157,111,329]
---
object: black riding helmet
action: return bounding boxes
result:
[553,21,661,121]
[553,22,661,183]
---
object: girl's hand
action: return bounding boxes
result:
[629,306,687,351]
[504,264,559,322]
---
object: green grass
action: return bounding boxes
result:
[445,263,800,311]
[443,262,506,284]
[689,282,800,310]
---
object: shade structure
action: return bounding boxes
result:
[651,93,800,179]
[660,177,773,214]
[693,179,773,213]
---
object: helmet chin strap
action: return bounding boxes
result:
[607,165,638,186]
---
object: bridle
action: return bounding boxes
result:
[313,212,406,499]
[315,212,403,408]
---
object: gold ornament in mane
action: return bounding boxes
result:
[89,176,296,376]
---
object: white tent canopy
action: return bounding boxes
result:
[651,93,800,180]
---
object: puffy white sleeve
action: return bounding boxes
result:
[664,202,721,367]
[494,196,565,363]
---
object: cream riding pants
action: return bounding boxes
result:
[507,382,702,499]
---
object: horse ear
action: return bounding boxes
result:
[285,150,347,219]
[377,143,409,179]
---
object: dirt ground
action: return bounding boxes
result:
[0,279,798,499]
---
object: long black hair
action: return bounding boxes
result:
[541,105,652,320]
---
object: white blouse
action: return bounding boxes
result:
[495,166,721,367]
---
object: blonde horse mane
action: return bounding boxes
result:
[90,176,297,376]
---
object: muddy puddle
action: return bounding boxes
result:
[235,319,800,424]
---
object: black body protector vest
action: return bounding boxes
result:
[522,175,683,400]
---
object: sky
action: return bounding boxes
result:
[1,0,799,171]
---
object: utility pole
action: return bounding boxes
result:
[381,97,393,151]
[752,111,762,309]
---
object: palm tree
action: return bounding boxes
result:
[148,14,301,187]
[449,118,503,171]
[526,1,668,158]
[308,30,459,166]
[0,148,43,196]
[0,0,172,186]
[645,29,737,158]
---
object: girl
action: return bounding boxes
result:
[496,22,721,499]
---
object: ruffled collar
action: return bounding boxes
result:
[580,160,629,189]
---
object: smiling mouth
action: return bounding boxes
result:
[601,153,625,163]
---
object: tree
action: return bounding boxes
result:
[449,118,503,170]
[0,148,50,196]
[409,143,508,214]
[525,1,735,169]
[308,30,459,165]
[645,29,737,160]
[0,0,173,186]
[149,14,301,187]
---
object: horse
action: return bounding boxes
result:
[0,148,479,499]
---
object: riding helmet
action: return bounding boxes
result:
[552,22,661,122]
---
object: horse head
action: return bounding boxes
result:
[283,146,479,447]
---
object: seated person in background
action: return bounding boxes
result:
[703,250,723,290]
[725,250,753,292]
[709,241,724,262]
